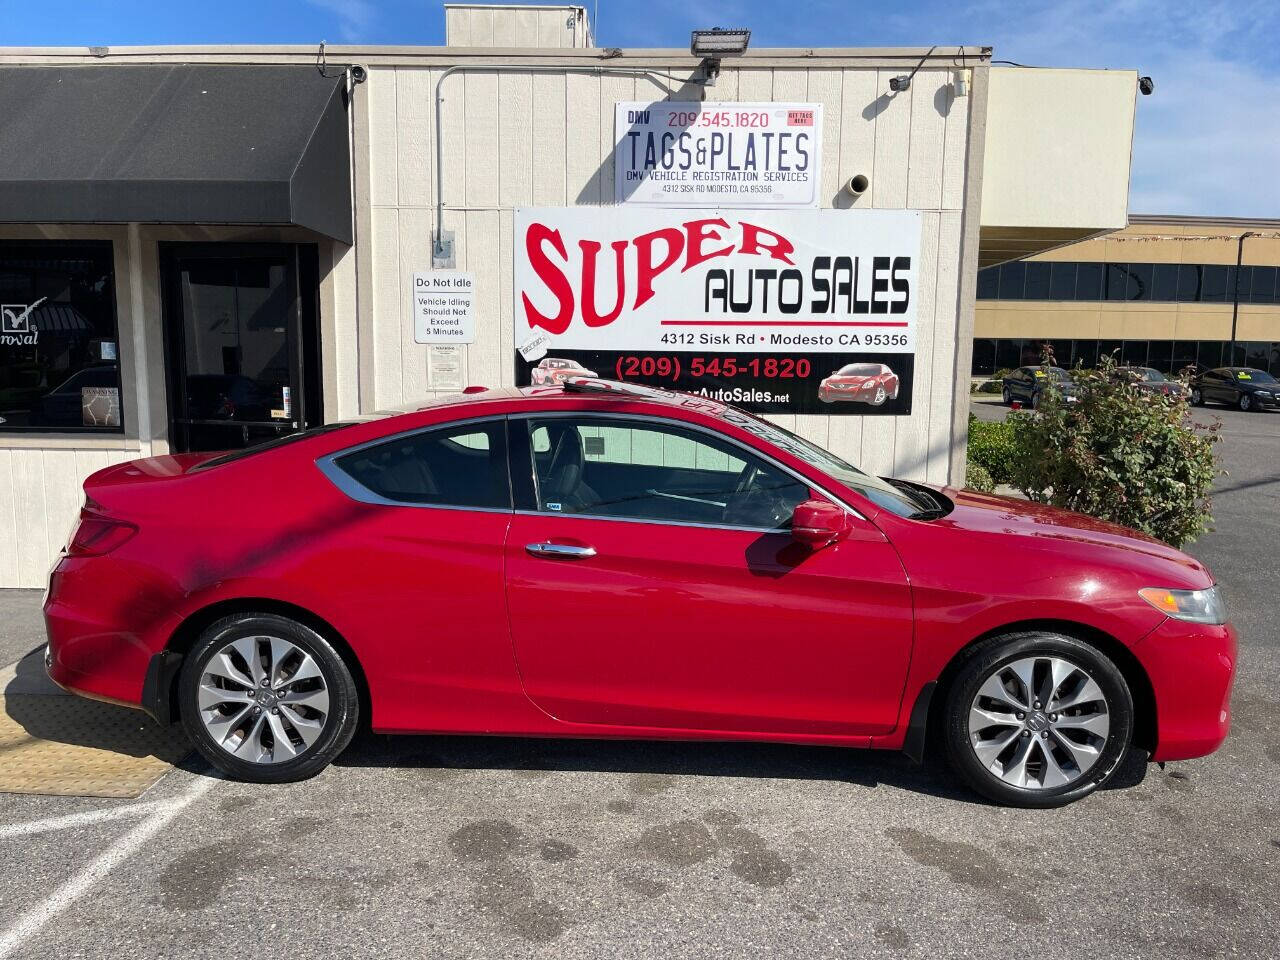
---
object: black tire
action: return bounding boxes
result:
[178,613,360,783]
[1030,392,1040,410]
[1239,393,1253,412]
[941,631,1134,808]
[1190,387,1203,406]
[1002,387,1012,405]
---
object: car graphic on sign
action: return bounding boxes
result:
[818,363,899,406]
[530,357,597,386]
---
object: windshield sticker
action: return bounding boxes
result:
[1237,371,1252,379]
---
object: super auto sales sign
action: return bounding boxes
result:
[513,208,921,415]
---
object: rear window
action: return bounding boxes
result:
[332,420,510,509]
[193,421,360,470]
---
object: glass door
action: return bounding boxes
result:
[160,244,319,452]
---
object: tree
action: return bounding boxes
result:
[1006,357,1220,547]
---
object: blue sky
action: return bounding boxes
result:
[2,0,1277,217]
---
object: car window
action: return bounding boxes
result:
[523,416,811,530]
[333,420,510,509]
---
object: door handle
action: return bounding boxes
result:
[526,542,597,559]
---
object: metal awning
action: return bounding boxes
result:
[0,65,352,243]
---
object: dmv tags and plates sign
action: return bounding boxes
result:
[615,102,822,207]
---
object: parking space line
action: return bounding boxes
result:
[0,774,218,959]
[0,801,172,840]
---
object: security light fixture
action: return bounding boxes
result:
[1138,76,1154,95]
[690,28,751,57]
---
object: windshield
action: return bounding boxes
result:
[1046,367,1069,381]
[715,408,930,518]
[1239,369,1277,383]
[836,363,880,377]
[1140,368,1167,381]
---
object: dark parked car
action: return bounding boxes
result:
[1001,365,1078,408]
[1190,367,1279,412]
[1113,366,1187,399]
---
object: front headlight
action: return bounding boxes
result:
[1139,585,1227,624]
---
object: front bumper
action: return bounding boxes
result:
[1134,617,1237,762]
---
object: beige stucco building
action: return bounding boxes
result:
[973,216,1280,375]
[0,3,1140,587]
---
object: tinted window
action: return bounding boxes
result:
[525,417,809,530]
[1177,265,1203,302]
[0,240,123,433]
[334,420,510,508]
[1127,263,1153,301]
[999,262,1026,299]
[1122,341,1148,366]
[1200,265,1230,303]
[1249,266,1276,304]
[1198,342,1224,370]
[1049,262,1076,300]
[1151,263,1179,301]
[976,267,999,299]
[1075,263,1104,300]
[1023,262,1051,300]
[1104,263,1131,301]
[1147,341,1173,373]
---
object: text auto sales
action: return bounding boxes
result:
[521,217,912,346]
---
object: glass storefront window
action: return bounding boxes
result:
[1122,341,1148,367]
[0,241,122,433]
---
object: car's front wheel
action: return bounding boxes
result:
[178,613,360,783]
[1190,387,1203,406]
[1239,393,1253,412]
[1002,387,1012,405]
[942,631,1133,807]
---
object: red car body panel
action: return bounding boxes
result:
[44,387,1235,762]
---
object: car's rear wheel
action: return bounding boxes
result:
[178,613,359,783]
[942,631,1133,807]
[1190,387,1203,406]
[1002,387,1012,405]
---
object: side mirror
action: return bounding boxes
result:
[791,498,850,548]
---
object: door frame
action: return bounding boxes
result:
[158,242,321,452]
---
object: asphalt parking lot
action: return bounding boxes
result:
[1,401,1277,959]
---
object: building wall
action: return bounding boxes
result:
[358,60,984,486]
[444,4,593,48]
[973,219,1280,374]
[0,222,351,587]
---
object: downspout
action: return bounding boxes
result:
[1229,231,1254,363]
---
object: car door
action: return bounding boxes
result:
[1202,369,1228,403]
[316,417,519,731]
[503,413,914,737]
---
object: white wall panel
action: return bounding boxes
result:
[360,59,974,483]
[366,68,399,208]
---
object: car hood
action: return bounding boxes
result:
[826,376,874,386]
[934,486,1209,581]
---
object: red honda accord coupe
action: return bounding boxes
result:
[44,379,1235,807]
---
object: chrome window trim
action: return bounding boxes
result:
[512,410,867,527]
[315,414,515,513]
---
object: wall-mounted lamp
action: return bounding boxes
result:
[691,27,751,86]
[1138,76,1154,95]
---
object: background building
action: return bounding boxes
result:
[973,215,1280,376]
[0,4,1139,587]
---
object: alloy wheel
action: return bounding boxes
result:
[197,635,331,764]
[1239,394,1251,412]
[967,655,1110,790]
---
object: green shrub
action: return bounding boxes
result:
[967,414,1018,486]
[965,461,995,492]
[1006,357,1219,547]
[976,380,1003,394]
